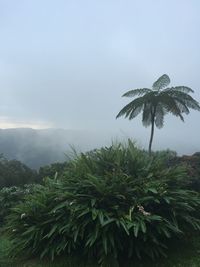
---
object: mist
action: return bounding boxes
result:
[0,0,200,158]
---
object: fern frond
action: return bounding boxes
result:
[122,88,152,97]
[153,74,170,90]
[163,86,194,94]
[116,97,144,119]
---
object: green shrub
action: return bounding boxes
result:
[0,184,43,225]
[5,141,200,266]
[174,154,200,193]
[39,162,69,180]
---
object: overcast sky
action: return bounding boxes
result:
[0,0,200,153]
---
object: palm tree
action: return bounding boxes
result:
[116,74,200,155]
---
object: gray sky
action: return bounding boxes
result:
[0,0,200,153]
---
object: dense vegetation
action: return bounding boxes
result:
[170,153,200,192]
[0,155,39,189]
[3,141,200,267]
[0,158,69,225]
[0,184,43,226]
[38,162,69,180]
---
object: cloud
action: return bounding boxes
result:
[0,0,200,153]
[0,116,52,129]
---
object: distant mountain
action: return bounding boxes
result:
[0,128,111,169]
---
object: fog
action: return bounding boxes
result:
[0,0,200,155]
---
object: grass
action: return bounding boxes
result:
[0,234,12,266]
[0,233,200,267]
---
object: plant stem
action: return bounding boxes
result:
[148,118,155,155]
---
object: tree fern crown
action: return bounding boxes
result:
[116,74,200,129]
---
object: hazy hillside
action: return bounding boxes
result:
[0,128,111,169]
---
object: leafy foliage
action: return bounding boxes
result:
[0,155,40,189]
[39,162,69,180]
[5,142,200,266]
[0,184,43,225]
[168,153,200,193]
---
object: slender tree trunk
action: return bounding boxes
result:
[148,118,155,155]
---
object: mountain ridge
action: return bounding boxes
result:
[0,128,111,169]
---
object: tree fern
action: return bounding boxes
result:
[116,74,200,154]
